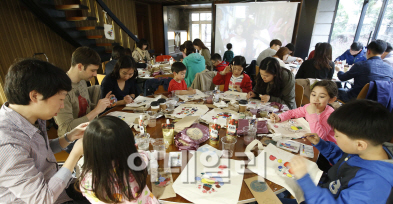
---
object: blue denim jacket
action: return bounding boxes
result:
[335,48,367,65]
[337,56,393,99]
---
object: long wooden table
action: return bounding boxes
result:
[104,100,319,204]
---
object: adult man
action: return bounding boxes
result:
[256,39,282,66]
[211,53,229,72]
[54,47,112,139]
[104,45,125,75]
[284,43,303,63]
[0,59,88,203]
[335,42,367,65]
[336,40,393,102]
[382,42,393,67]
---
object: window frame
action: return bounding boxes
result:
[189,11,212,47]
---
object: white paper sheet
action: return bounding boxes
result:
[126,95,162,108]
[173,152,245,204]
[106,111,148,128]
[247,144,323,203]
[267,118,311,139]
[177,90,207,101]
[200,108,239,128]
[221,91,248,101]
[169,104,209,119]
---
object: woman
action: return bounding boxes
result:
[296,42,334,80]
[247,57,296,109]
[183,41,206,87]
[132,39,150,63]
[193,39,212,70]
[272,47,291,69]
[101,55,138,105]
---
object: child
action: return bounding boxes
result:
[78,116,159,204]
[223,43,234,63]
[211,53,229,72]
[168,62,196,95]
[270,80,337,143]
[287,100,393,204]
[212,56,252,93]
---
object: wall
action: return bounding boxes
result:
[167,7,180,31]
[150,4,165,55]
[309,0,338,54]
[0,0,78,105]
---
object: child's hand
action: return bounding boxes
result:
[302,133,321,145]
[192,89,196,94]
[222,66,232,75]
[289,156,308,179]
[234,85,241,92]
[260,95,270,103]
[306,103,318,114]
[269,113,280,123]
[247,91,256,99]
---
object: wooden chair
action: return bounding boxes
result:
[102,61,109,74]
[338,83,370,104]
[219,85,225,92]
[356,83,370,99]
[154,85,167,94]
[154,74,174,79]
[156,55,172,62]
[295,83,304,108]
[97,74,105,85]
[256,65,260,75]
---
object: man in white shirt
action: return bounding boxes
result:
[256,39,282,66]
[382,42,393,68]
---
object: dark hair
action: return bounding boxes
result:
[285,43,295,52]
[171,61,187,73]
[275,47,291,61]
[232,55,247,69]
[78,116,147,203]
[367,39,387,55]
[5,59,71,105]
[256,57,291,97]
[211,53,222,61]
[71,46,101,69]
[112,45,125,60]
[180,44,185,52]
[315,43,321,49]
[110,55,138,80]
[350,42,363,51]
[183,41,196,56]
[124,48,132,56]
[137,39,149,50]
[192,39,209,50]
[311,80,338,98]
[226,43,232,50]
[313,43,332,70]
[270,39,282,47]
[327,100,393,146]
[385,42,392,53]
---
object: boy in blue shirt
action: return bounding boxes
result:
[288,100,393,204]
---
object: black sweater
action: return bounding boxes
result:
[295,59,334,80]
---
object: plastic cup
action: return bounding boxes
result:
[135,133,150,151]
[153,138,166,160]
[221,136,237,158]
[260,109,268,118]
[250,108,258,116]
[243,126,257,145]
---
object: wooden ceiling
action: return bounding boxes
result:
[134,0,229,5]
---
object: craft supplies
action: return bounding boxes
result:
[226,115,238,140]
[139,115,146,134]
[158,98,167,111]
[300,144,314,158]
[162,119,174,147]
[239,100,248,113]
[151,101,160,112]
[209,119,221,145]
[276,140,300,153]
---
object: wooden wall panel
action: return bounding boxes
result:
[0,0,77,105]
[75,0,139,49]
[150,4,165,55]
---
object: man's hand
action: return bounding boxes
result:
[68,122,89,141]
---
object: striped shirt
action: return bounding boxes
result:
[0,103,73,203]
[228,75,244,92]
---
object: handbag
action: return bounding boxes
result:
[174,123,209,150]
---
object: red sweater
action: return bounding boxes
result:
[213,72,253,93]
[215,61,229,72]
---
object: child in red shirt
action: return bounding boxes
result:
[211,53,229,72]
[168,62,197,95]
[213,56,252,93]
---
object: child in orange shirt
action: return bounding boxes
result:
[168,62,197,95]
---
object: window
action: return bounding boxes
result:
[377,0,393,42]
[330,0,392,59]
[330,0,363,58]
[190,12,212,50]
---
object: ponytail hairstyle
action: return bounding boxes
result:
[192,38,209,50]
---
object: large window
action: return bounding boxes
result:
[190,12,212,50]
[377,0,393,42]
[330,0,392,59]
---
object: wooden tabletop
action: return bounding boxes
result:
[104,100,319,204]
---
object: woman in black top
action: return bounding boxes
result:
[101,55,139,105]
[296,43,334,80]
